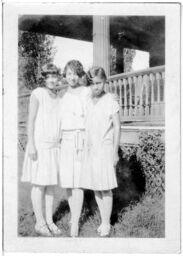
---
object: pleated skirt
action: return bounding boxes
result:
[80,142,118,191]
[21,142,60,186]
[58,130,85,188]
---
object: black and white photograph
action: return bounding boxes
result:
[3,2,181,254]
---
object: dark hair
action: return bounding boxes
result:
[86,66,107,85]
[63,60,85,78]
[41,63,61,77]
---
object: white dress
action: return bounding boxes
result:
[21,87,61,186]
[59,86,91,188]
[80,93,119,191]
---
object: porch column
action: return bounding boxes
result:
[93,16,110,77]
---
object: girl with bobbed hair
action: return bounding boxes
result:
[21,63,62,236]
[59,59,91,237]
[86,66,107,83]
[62,59,86,79]
[80,66,120,237]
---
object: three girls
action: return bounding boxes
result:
[22,61,120,237]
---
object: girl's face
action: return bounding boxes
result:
[91,76,105,97]
[45,73,58,89]
[66,68,80,87]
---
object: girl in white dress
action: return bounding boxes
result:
[21,64,62,236]
[80,67,121,236]
[59,60,90,237]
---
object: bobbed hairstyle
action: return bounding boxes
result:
[41,63,61,77]
[86,66,107,85]
[63,59,85,78]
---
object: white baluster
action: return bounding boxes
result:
[123,78,128,116]
[144,74,150,116]
[150,73,155,117]
[156,72,161,116]
[133,76,138,116]
[138,75,143,116]
[118,79,123,118]
[121,83,124,116]
[114,80,118,95]
[128,77,133,117]
[161,71,165,118]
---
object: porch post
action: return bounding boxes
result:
[93,16,110,77]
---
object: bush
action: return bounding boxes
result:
[120,130,165,197]
[136,131,165,197]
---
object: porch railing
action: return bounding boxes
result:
[107,65,165,124]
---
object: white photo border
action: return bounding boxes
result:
[3,2,181,253]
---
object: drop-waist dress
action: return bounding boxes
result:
[21,87,61,186]
[80,93,119,191]
[58,86,91,188]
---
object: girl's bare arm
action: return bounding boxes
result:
[27,93,39,161]
[112,111,121,167]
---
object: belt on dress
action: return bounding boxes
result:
[37,140,61,149]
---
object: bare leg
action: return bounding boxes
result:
[70,188,84,237]
[66,188,73,225]
[31,185,46,226]
[99,190,113,236]
[94,191,104,232]
[45,186,62,235]
[102,190,113,226]
[31,185,51,236]
[45,185,55,224]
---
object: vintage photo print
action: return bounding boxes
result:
[3,2,181,253]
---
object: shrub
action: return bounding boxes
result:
[136,131,165,197]
[120,130,165,197]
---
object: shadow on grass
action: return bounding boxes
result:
[53,200,70,223]
[54,148,146,229]
[111,148,146,224]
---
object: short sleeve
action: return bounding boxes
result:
[109,94,120,116]
[31,87,43,101]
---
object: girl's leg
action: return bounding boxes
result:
[45,186,62,235]
[70,188,84,237]
[45,185,55,224]
[31,185,46,226]
[31,185,51,236]
[94,190,113,236]
[94,191,104,232]
[101,190,113,227]
[66,188,73,224]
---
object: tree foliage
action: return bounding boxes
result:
[18,31,55,90]
[123,48,136,73]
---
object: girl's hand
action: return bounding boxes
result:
[28,143,38,161]
[113,152,119,167]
